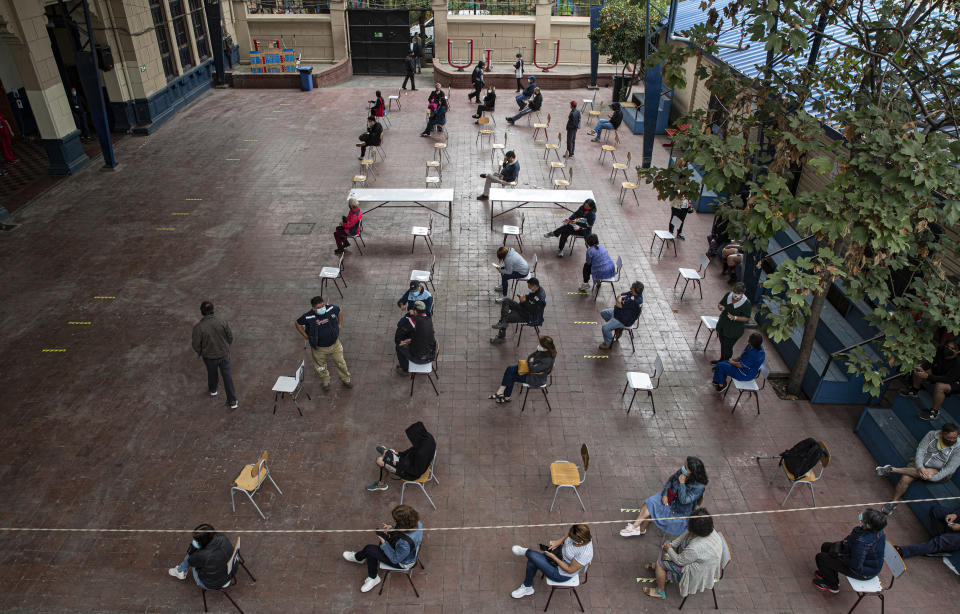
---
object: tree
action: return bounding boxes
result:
[640,0,960,398]
[589,0,670,99]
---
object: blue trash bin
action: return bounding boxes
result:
[298,66,314,91]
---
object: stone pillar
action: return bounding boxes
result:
[535,0,552,39]
[229,0,251,63]
[431,0,447,64]
[329,0,348,62]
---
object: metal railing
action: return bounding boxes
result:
[247,0,330,13]
[820,334,885,380]
[448,1,535,15]
[552,0,592,16]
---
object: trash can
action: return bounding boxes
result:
[298,66,314,91]
[612,75,626,103]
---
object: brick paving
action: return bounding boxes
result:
[0,81,955,614]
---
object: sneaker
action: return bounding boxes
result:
[556,250,564,258]
[396,365,408,374]
[578,282,591,292]
[490,336,506,344]
[229,401,239,409]
[599,342,613,350]
[590,137,601,142]
[875,465,893,477]
[918,410,940,421]
[716,380,730,393]
[506,118,515,124]
[334,248,345,255]
[343,381,353,389]
[543,231,554,238]
[881,502,898,515]
[477,195,489,200]
[511,585,535,599]
[366,482,388,492]
[322,383,331,392]
[491,322,505,329]
[511,545,528,556]
[360,575,381,592]
[619,524,646,537]
[376,445,387,455]
[494,296,506,303]
[342,551,362,564]
[898,387,919,398]
[209,390,218,397]
[710,359,720,365]
[480,173,488,178]
[677,233,686,240]
[168,567,187,580]
[812,579,839,594]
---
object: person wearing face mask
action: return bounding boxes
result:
[295,296,352,392]
[711,282,752,365]
[542,199,596,257]
[812,508,886,594]
[394,300,437,374]
[620,457,709,538]
[397,280,433,316]
[712,332,765,393]
[901,337,960,421]
[875,422,960,515]
[356,116,383,160]
[487,336,556,404]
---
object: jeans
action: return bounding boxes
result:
[177,541,211,589]
[508,106,537,122]
[522,550,567,587]
[203,356,237,405]
[355,544,393,579]
[415,57,422,72]
[594,119,614,140]
[898,505,960,557]
[396,344,431,372]
[547,224,588,250]
[500,271,527,296]
[600,308,627,345]
[500,364,527,397]
[515,94,527,108]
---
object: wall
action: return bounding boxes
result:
[550,17,590,65]
[0,40,24,91]
[670,46,712,116]
[445,15,534,68]
[247,14,335,62]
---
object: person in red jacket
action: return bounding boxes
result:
[334,198,363,254]
[369,91,385,118]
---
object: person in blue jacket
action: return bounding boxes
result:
[620,457,709,538]
[397,280,433,316]
[343,504,424,593]
[713,333,765,392]
[813,508,886,593]
[579,233,615,292]
[543,199,596,256]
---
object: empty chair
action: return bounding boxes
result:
[554,166,574,189]
[359,155,376,179]
[533,112,551,140]
[271,360,310,417]
[674,254,710,300]
[756,440,831,507]
[230,451,282,520]
[650,229,678,259]
[433,140,451,164]
[388,87,401,111]
[695,315,719,352]
[725,362,770,414]
[580,90,598,113]
[400,448,439,510]
[410,215,434,253]
[592,255,622,302]
[543,131,562,161]
[622,356,664,414]
[491,131,507,165]
[843,542,905,614]
[409,346,440,398]
[549,444,589,511]
[475,116,494,147]
[610,151,631,182]
[351,173,367,189]
[520,373,553,412]
[319,253,347,298]
[502,212,524,252]
[548,158,566,181]
[619,168,640,206]
[373,135,387,161]
[424,160,441,188]
[599,132,618,164]
[199,538,256,614]
[410,254,437,292]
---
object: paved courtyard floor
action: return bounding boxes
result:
[0,79,955,613]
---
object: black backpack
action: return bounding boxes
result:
[780,438,823,477]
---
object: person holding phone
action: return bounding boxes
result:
[342,504,423,593]
[895,504,960,558]
[620,457,708,538]
[487,336,556,404]
[509,524,593,599]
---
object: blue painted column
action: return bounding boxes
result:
[641,64,662,168]
[589,3,601,87]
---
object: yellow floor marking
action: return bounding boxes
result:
[573,321,598,324]
[156,227,175,231]
[185,198,203,201]
[93,296,115,299]
[235,148,248,151]
[172,213,190,216]
[243,139,258,142]
[567,292,588,295]
[225,158,240,161]
[68,322,91,325]
[42,349,67,352]
[583,355,609,359]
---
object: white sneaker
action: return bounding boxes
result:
[578,283,591,292]
[342,551,362,564]
[511,545,528,556]
[360,575,381,592]
[494,296,506,303]
[168,567,187,580]
[209,391,218,396]
[619,524,646,537]
[511,585,535,599]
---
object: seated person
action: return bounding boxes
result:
[394,300,436,374]
[813,508,886,594]
[397,280,433,316]
[367,421,436,492]
[543,198,596,256]
[369,90,385,118]
[334,198,363,255]
[895,504,960,558]
[506,88,542,124]
[720,242,744,281]
[472,86,496,122]
[642,509,725,601]
[493,245,529,302]
[712,332,765,392]
[706,215,731,258]
[342,504,423,593]
[478,151,519,199]
[579,233,615,293]
[420,103,447,137]
[621,457,708,538]
[490,277,545,344]
[876,422,959,515]
[902,337,960,421]
[168,523,234,589]
[356,116,383,159]
[599,281,644,350]
[589,102,623,142]
[488,336,556,404]
[514,77,536,109]
[427,83,446,108]
[509,524,593,600]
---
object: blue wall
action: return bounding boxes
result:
[110,59,215,135]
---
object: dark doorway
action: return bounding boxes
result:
[348,9,409,75]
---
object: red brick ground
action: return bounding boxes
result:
[0,83,954,613]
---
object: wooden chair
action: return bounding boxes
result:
[756,441,831,507]
[543,131,562,161]
[554,166,573,189]
[599,131,618,164]
[610,151,631,183]
[586,101,603,126]
[425,160,442,188]
[433,140,451,164]
[410,215,434,253]
[622,356,664,414]
[199,537,256,614]
[549,444,589,511]
[475,116,493,147]
[400,448,439,509]
[548,158,566,181]
[502,212,524,252]
[271,360,310,417]
[230,451,282,520]
[619,168,640,206]
[532,112,551,141]
[351,173,367,189]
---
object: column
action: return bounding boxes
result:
[229,0,251,63]
[431,0,447,64]
[329,0,348,62]
[535,0,552,39]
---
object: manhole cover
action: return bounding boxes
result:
[283,222,315,235]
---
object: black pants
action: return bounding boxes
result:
[359,136,377,157]
[566,128,577,155]
[402,74,416,90]
[396,344,431,372]
[516,78,522,91]
[718,334,739,362]
[669,206,689,234]
[355,544,393,579]
[203,356,237,405]
[469,82,482,101]
[549,225,589,250]
[475,103,494,116]
[815,543,869,589]
[495,300,532,336]
[582,263,592,284]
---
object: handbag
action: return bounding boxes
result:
[517,359,530,375]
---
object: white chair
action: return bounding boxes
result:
[549,444,589,512]
[544,563,589,612]
[271,360,310,417]
[491,131,507,165]
[319,253,347,298]
[521,373,552,412]
[378,544,425,597]
[410,254,437,292]
[844,542,905,614]
[592,255,622,302]
[409,347,440,398]
[230,451,282,520]
[400,449,439,510]
[621,356,663,415]
[613,305,642,353]
[388,87,401,111]
[502,212,524,252]
[580,90,597,113]
[510,253,537,298]
[674,254,710,300]
[649,229,678,259]
[695,315,719,352]
[724,362,770,414]
[410,215,434,253]
[677,532,731,610]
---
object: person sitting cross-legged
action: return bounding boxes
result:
[488,335,556,404]
[712,332,765,393]
[642,509,725,601]
[509,524,593,600]
[813,508,886,594]
[168,523,234,589]
[367,421,436,492]
[875,422,959,515]
[356,116,382,159]
[620,457,708,538]
[543,198,596,257]
[342,504,423,593]
[599,281,644,350]
[473,86,496,122]
[895,504,960,558]
[490,277,546,344]
[478,151,519,200]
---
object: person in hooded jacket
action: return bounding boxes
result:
[397,280,433,316]
[620,457,709,538]
[488,336,556,404]
[367,421,436,491]
[468,61,485,102]
[168,523,234,589]
[394,300,437,374]
[473,87,497,122]
[813,508,886,593]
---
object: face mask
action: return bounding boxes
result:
[858,512,863,524]
[537,345,545,352]
[315,306,326,315]
[680,466,689,476]
[731,294,743,302]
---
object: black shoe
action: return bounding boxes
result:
[899,388,919,398]
[918,410,940,421]
[334,248,344,254]
[477,195,489,200]
[396,365,408,374]
[480,173,488,178]
[506,118,515,124]
[491,322,505,330]
[716,381,730,393]
[411,88,418,91]
[490,336,506,344]
[710,359,720,365]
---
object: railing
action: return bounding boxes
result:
[448,1,535,15]
[552,0,592,16]
[247,0,330,13]
[820,334,885,380]
[765,234,816,260]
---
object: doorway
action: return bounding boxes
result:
[348,9,409,75]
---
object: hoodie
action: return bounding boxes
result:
[396,421,436,480]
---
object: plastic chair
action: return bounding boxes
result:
[695,315,719,352]
[200,537,256,614]
[230,451,282,520]
[580,90,597,113]
[521,373,553,412]
[514,313,543,347]
[319,253,347,298]
[410,254,437,292]
[409,346,440,398]
[613,305,643,353]
[378,544,425,597]
[843,542,905,614]
[388,87,401,111]
[724,362,770,414]
[755,441,830,507]
[549,444,589,512]
[592,255,622,302]
[271,360,310,417]
[400,449,439,510]
[622,356,664,414]
[502,212,524,252]
[545,562,590,612]
[650,229,678,259]
[677,532,730,610]
[491,131,507,165]
[674,254,710,300]
[410,215,434,254]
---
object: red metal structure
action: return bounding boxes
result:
[483,48,494,70]
[533,39,560,71]
[447,38,474,71]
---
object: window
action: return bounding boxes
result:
[169,0,195,70]
[149,0,176,80]
[188,0,211,60]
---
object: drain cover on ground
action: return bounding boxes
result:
[283,222,315,235]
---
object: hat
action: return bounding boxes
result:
[529,76,536,80]
[570,100,577,106]
[413,300,427,311]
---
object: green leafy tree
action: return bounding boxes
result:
[640,0,960,397]
[589,0,669,98]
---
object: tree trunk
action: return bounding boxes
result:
[787,288,828,397]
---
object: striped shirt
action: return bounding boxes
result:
[559,538,593,577]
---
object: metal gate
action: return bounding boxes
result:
[348,9,409,75]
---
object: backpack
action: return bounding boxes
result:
[780,438,823,477]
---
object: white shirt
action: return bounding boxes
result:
[559,538,593,577]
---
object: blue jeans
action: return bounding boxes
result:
[898,504,960,557]
[500,271,526,296]
[594,119,614,140]
[522,549,567,587]
[500,364,528,397]
[600,308,626,345]
[177,541,211,589]
[515,94,527,108]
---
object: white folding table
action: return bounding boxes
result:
[488,188,596,229]
[351,188,455,230]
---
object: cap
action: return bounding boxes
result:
[570,100,577,106]
[413,300,427,311]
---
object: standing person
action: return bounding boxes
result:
[578,234,616,293]
[712,333,765,392]
[712,282,752,364]
[472,86,496,122]
[295,296,352,392]
[488,335,556,404]
[191,301,238,409]
[599,281,644,350]
[812,508,886,594]
[505,88,542,124]
[490,277,546,344]
[342,504,423,593]
[642,509,725,601]
[401,51,417,91]
[509,524,593,600]
[477,150,519,200]
[333,197,363,254]
[589,102,622,142]
[468,61,485,102]
[542,198,596,256]
[356,116,383,159]
[565,100,581,158]
[492,245,529,302]
[394,301,437,374]
[412,35,422,73]
[620,457,709,538]
[513,52,525,92]
[167,524,234,588]
[668,197,694,240]
[68,86,91,140]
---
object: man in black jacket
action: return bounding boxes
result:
[401,51,417,90]
[589,102,623,142]
[472,87,496,121]
[468,61,485,102]
[904,338,960,420]
[356,116,383,160]
[515,76,536,108]
[395,300,437,373]
[490,277,546,343]
[506,88,542,124]
[168,524,234,589]
[478,150,520,199]
[191,301,238,409]
[368,421,436,491]
[565,100,581,157]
